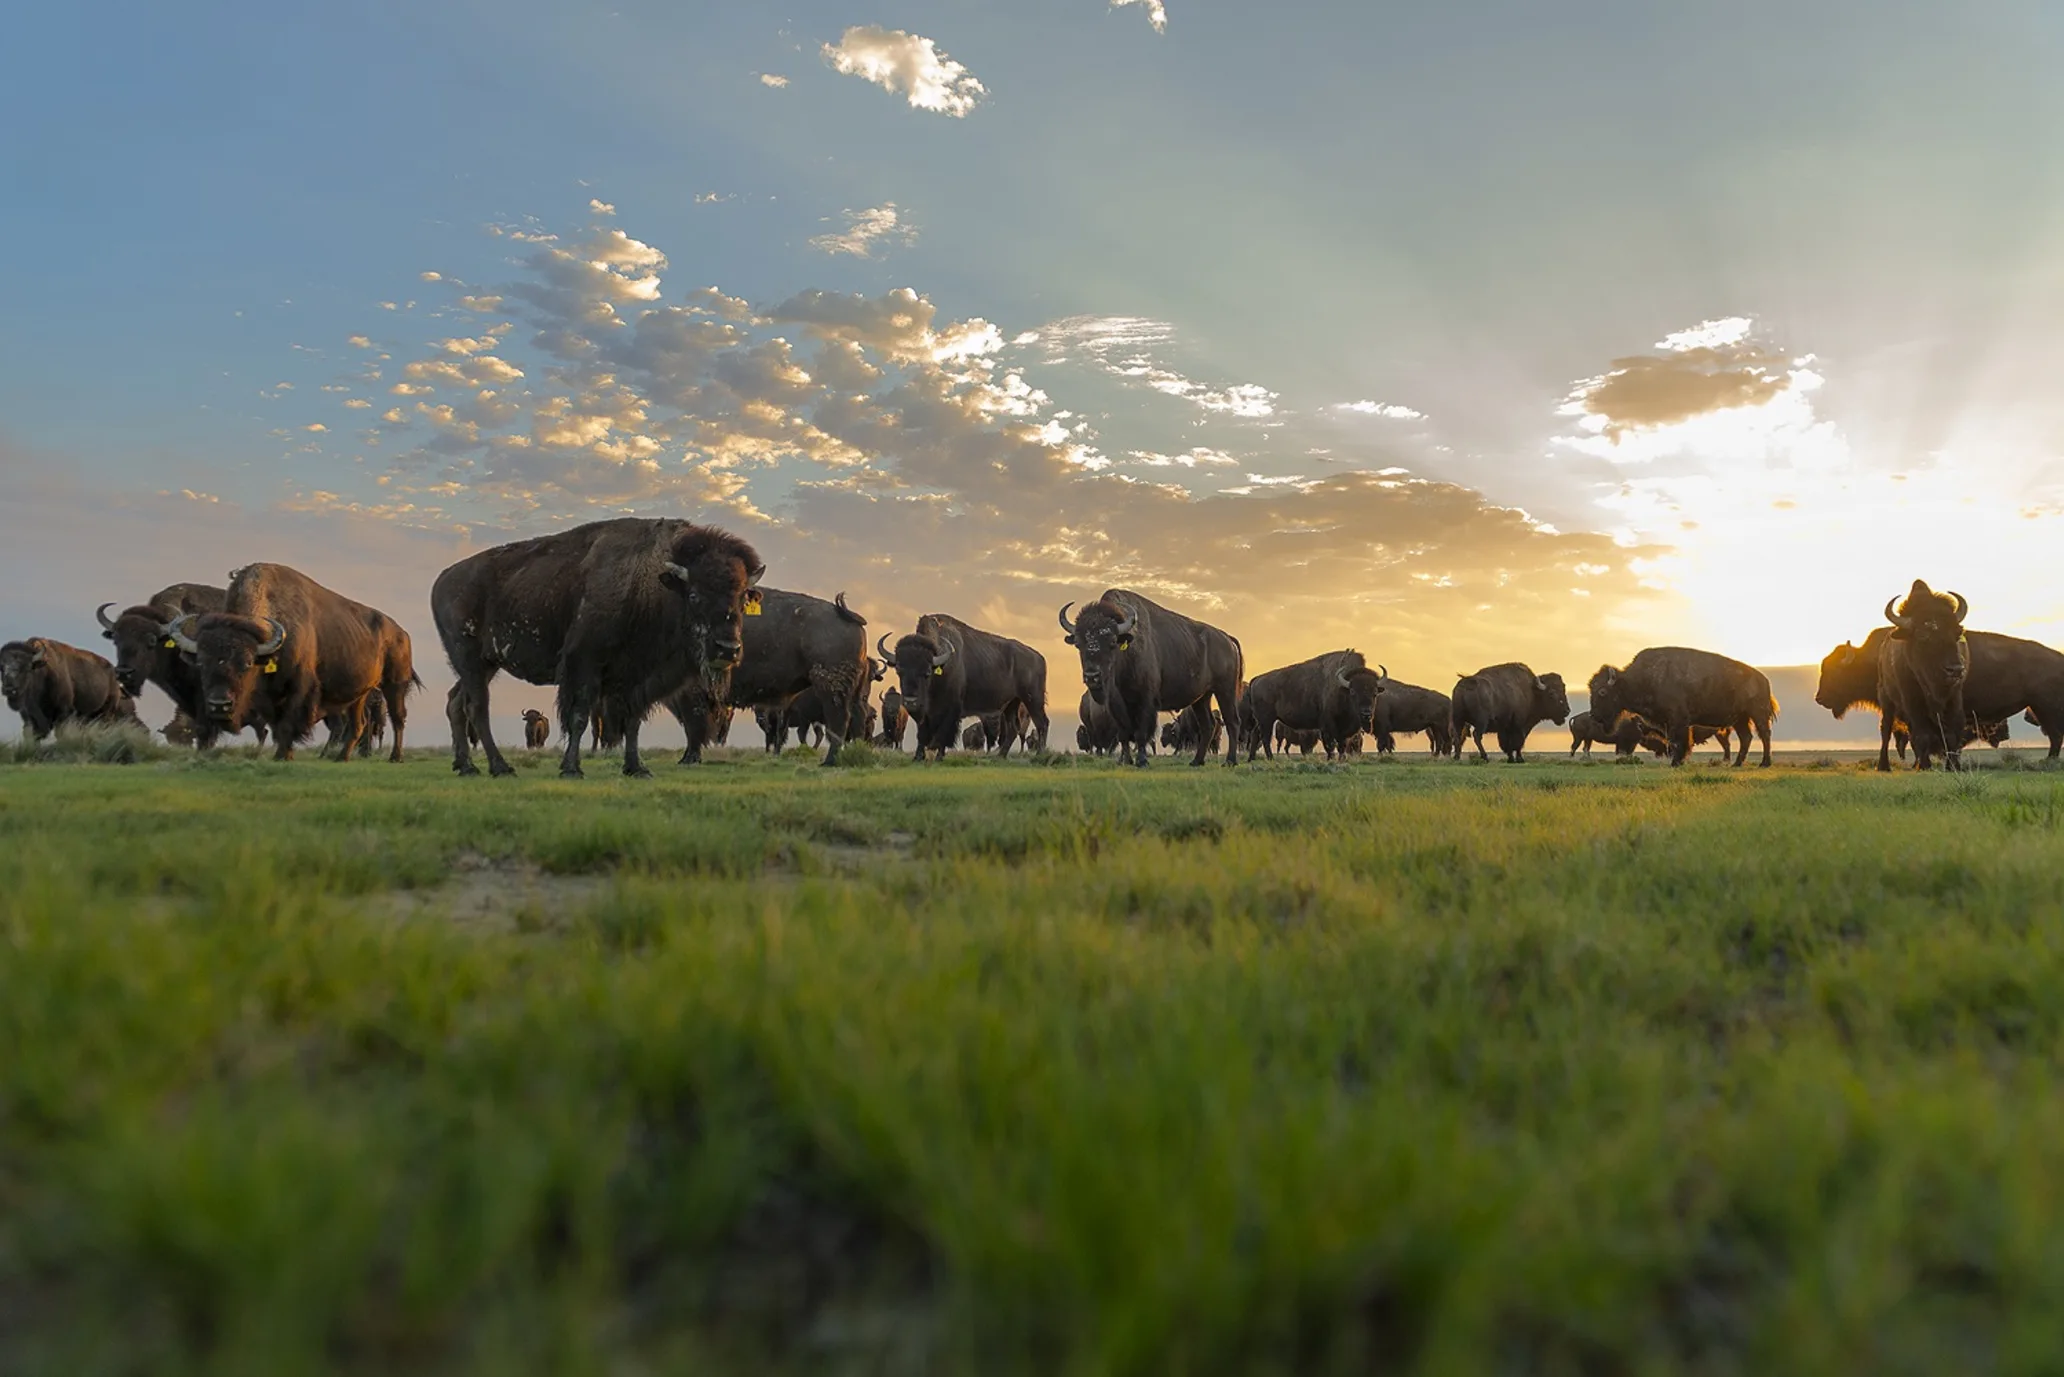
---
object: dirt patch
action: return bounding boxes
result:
[371,852,611,934]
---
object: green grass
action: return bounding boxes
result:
[4,747,2064,1375]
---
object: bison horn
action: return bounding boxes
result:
[871,658,888,682]
[1884,596,1911,631]
[877,633,894,662]
[253,619,287,657]
[96,602,118,633]
[1113,605,1138,638]
[1948,590,1968,624]
[1057,601,1078,636]
[1535,675,1550,691]
[746,563,766,588]
[1376,664,1388,682]
[163,615,201,655]
[931,640,953,669]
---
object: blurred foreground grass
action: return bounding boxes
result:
[4,744,2064,1375]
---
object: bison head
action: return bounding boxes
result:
[1884,579,1970,693]
[661,528,764,693]
[1585,664,1628,727]
[0,640,40,709]
[1813,632,1888,718]
[889,630,953,722]
[98,602,177,698]
[1059,598,1134,704]
[164,613,286,728]
[1534,670,1572,726]
[1335,663,1384,734]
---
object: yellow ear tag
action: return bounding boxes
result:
[263,659,278,674]
[933,665,944,677]
[744,602,762,616]
[163,638,178,649]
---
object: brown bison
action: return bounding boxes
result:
[320,689,388,759]
[1370,672,1454,757]
[2,638,139,739]
[97,583,269,750]
[1451,663,1569,763]
[1060,591,1241,767]
[523,708,551,750]
[432,518,762,778]
[888,616,1048,761]
[877,686,909,750]
[1820,624,2064,768]
[167,563,418,763]
[1876,580,1972,771]
[1586,647,1776,767]
[669,590,870,766]
[1567,709,1662,759]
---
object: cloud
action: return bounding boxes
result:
[588,198,616,216]
[1561,317,1800,447]
[347,335,372,348]
[809,204,918,258]
[758,73,789,88]
[821,26,986,117]
[1037,315,1279,418]
[1111,0,1169,33]
[1335,400,1425,421]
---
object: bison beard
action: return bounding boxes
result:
[1587,646,1776,768]
[1450,663,1569,763]
[165,563,420,764]
[432,518,763,779]
[1876,579,1972,772]
[1060,590,1241,768]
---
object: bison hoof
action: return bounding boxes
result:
[624,766,653,779]
[453,760,480,777]
[559,767,585,780]
[489,760,518,778]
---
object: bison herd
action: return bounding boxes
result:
[7,527,2063,777]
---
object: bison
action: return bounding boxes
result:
[167,563,418,763]
[1876,580,1971,771]
[97,584,269,750]
[1160,704,1225,757]
[1820,623,2064,768]
[1370,672,1454,757]
[432,518,762,778]
[1587,647,1776,767]
[877,686,909,750]
[668,590,870,767]
[1077,689,1120,756]
[1275,724,1322,756]
[2,638,138,740]
[522,708,551,750]
[1451,663,1570,763]
[1567,709,1662,759]
[320,689,389,759]
[1059,591,1241,767]
[887,616,1049,762]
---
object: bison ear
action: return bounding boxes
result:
[1116,635,1132,652]
[1063,635,1076,647]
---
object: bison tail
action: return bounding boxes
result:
[1765,691,1780,721]
[411,671,426,690]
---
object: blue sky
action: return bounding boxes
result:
[5,0,2063,742]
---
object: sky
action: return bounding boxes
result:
[4,0,2063,746]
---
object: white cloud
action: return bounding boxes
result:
[695,192,733,205]
[1038,315,1279,418]
[821,25,986,118]
[420,271,443,282]
[343,399,372,409]
[809,204,918,258]
[303,423,327,433]
[589,198,616,216]
[347,335,372,348]
[1111,0,1169,32]
[758,73,789,88]
[1335,400,1425,421]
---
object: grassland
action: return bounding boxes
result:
[4,735,2064,1376]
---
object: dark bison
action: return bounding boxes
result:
[1451,663,1570,763]
[321,689,388,759]
[1242,650,1376,762]
[1568,709,1662,759]
[972,703,1033,755]
[763,652,881,757]
[1077,689,1120,755]
[1586,647,1776,767]
[432,518,762,778]
[1059,591,1241,767]
[1275,724,1322,756]
[2,638,138,739]
[960,720,987,752]
[668,589,869,767]
[167,563,419,763]
[1370,672,1454,757]
[1820,624,2064,768]
[97,583,269,750]
[1161,705,1225,757]
[877,686,909,750]
[887,617,1049,762]
[1876,581,1972,771]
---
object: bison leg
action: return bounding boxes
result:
[1877,713,1896,773]
[379,675,409,765]
[808,665,856,767]
[619,714,652,778]
[446,683,480,775]
[332,696,366,764]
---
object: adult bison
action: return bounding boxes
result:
[666,589,869,766]
[433,518,762,778]
[1451,663,1569,763]
[1875,580,1973,771]
[1242,651,1377,761]
[887,617,1049,762]
[1586,647,1776,767]
[167,564,419,763]
[1,638,138,739]
[1370,672,1454,757]
[1819,624,2064,768]
[97,583,269,750]
[767,651,882,757]
[1059,591,1241,767]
